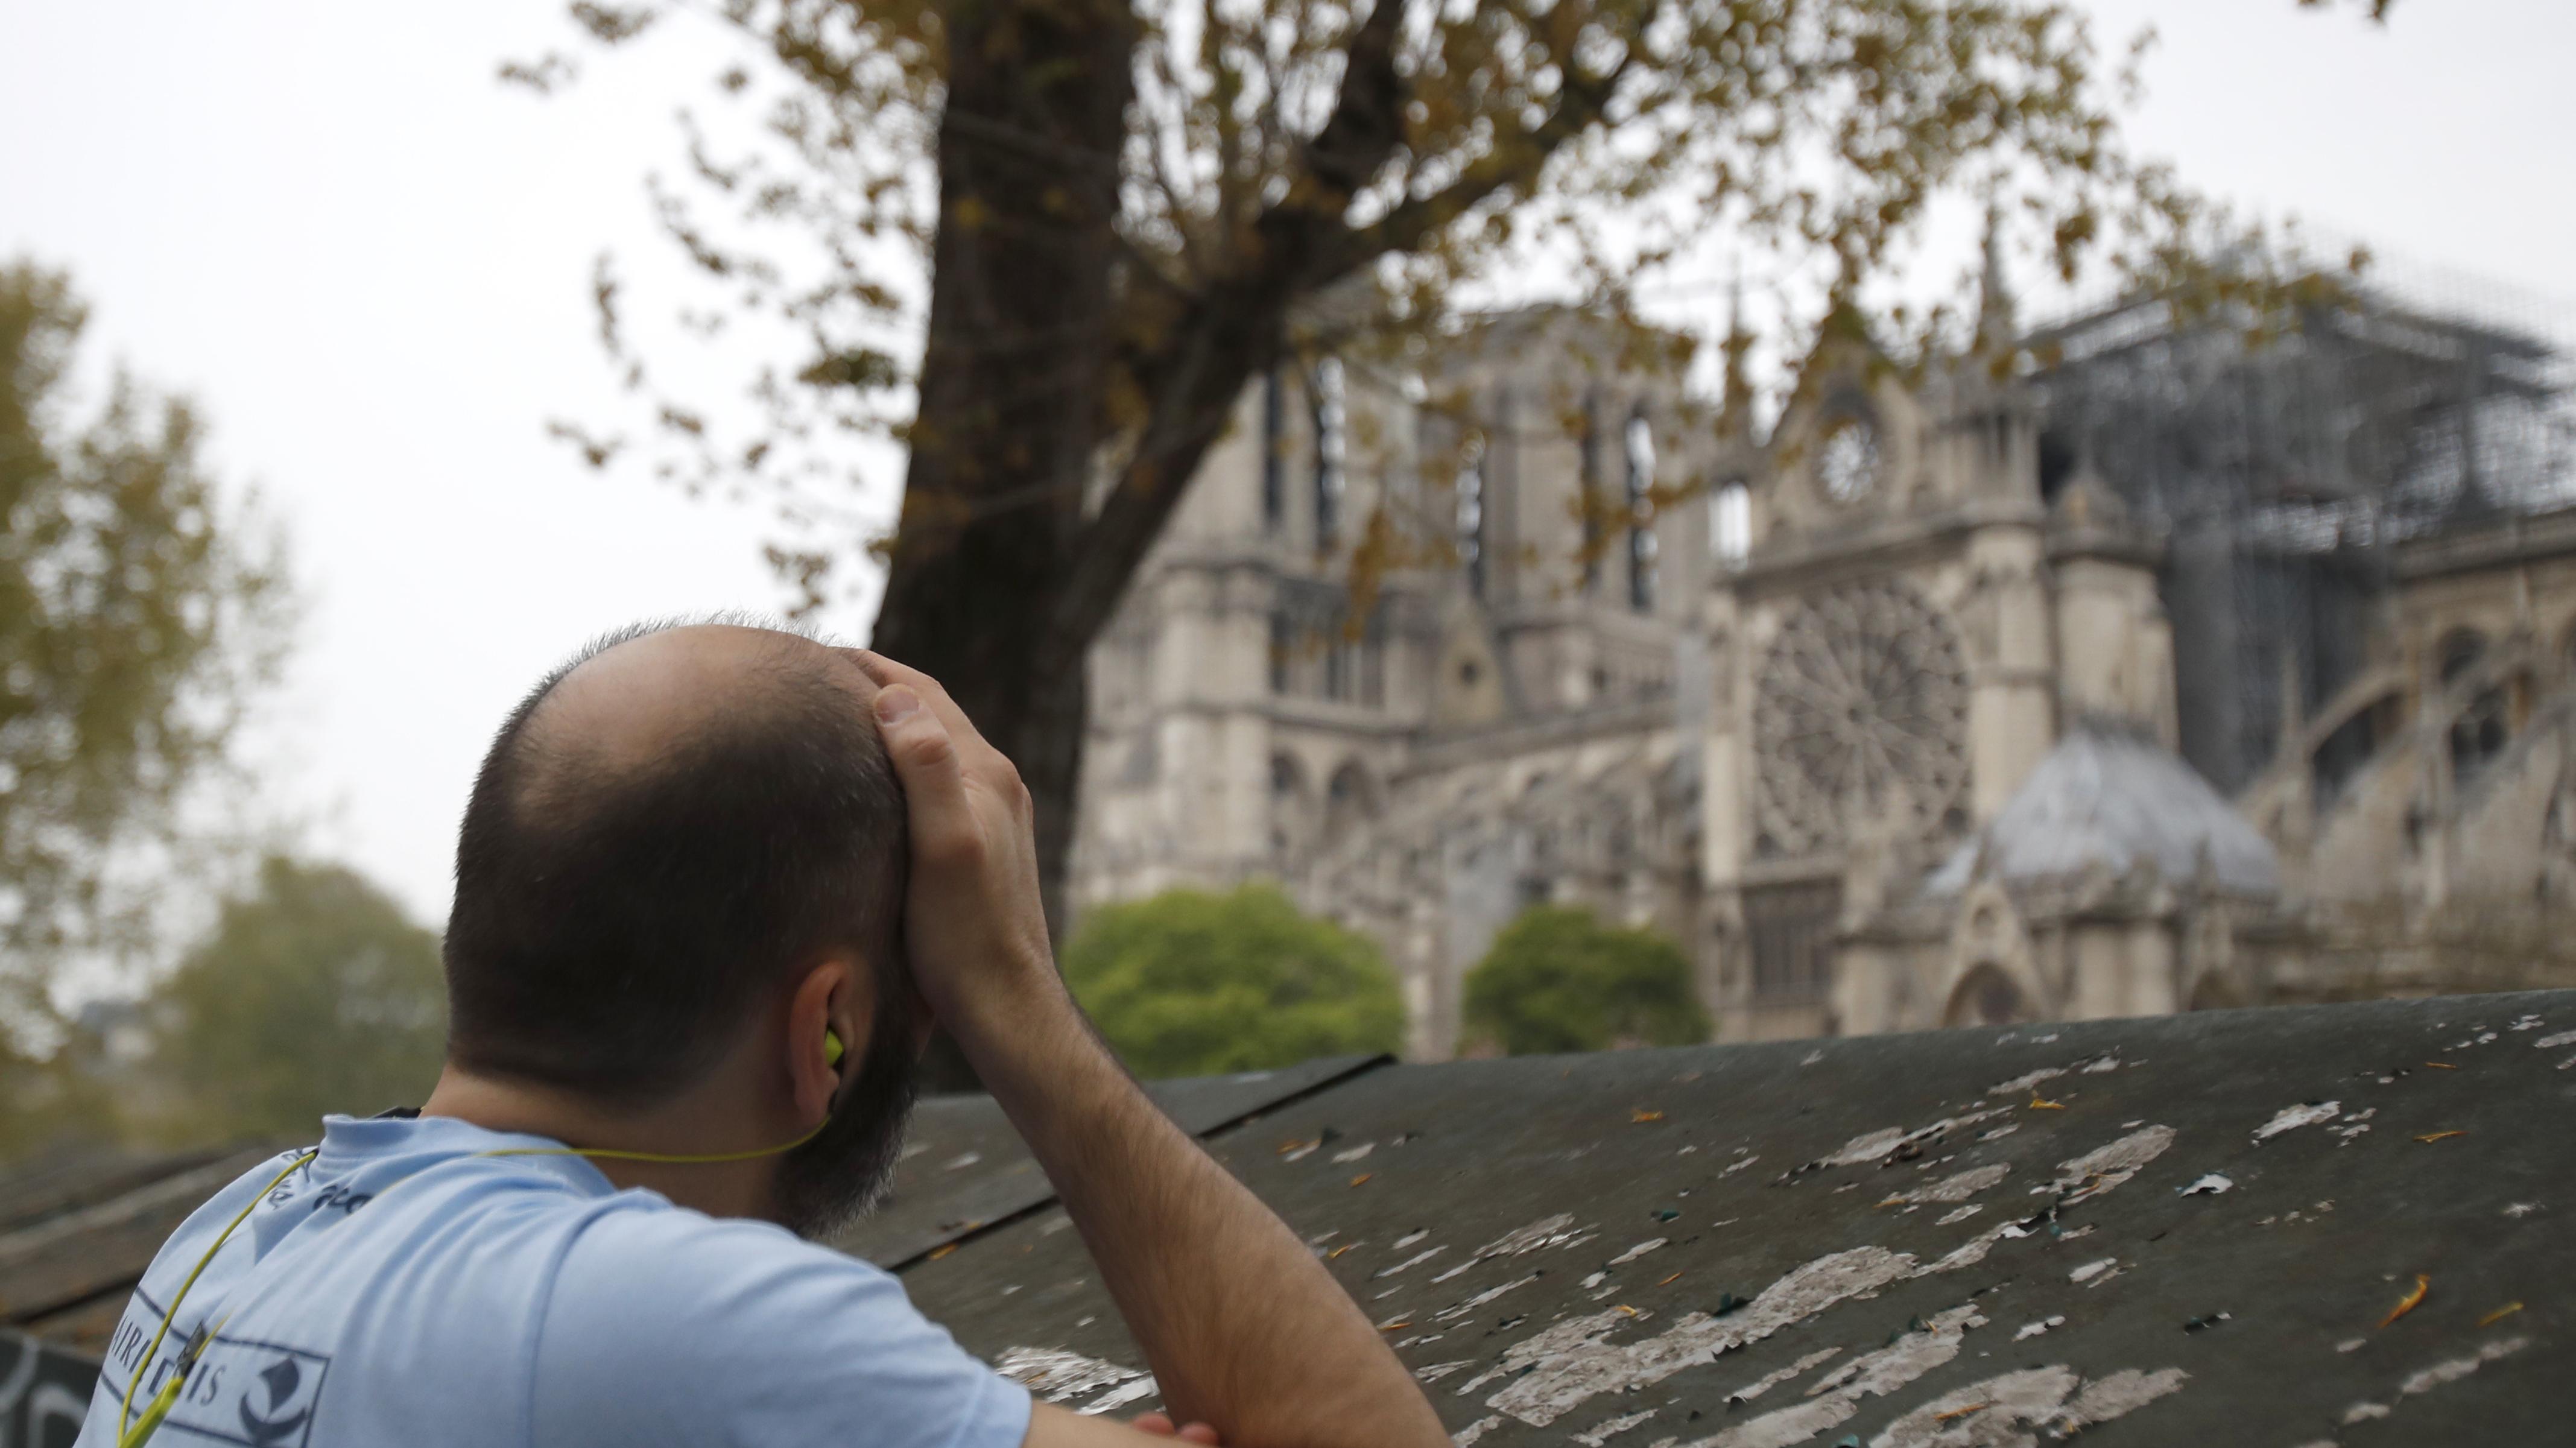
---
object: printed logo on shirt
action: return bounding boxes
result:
[128,1336,331,1448]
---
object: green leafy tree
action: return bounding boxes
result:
[1063,884,1404,1077]
[528,0,2387,946]
[0,261,286,1028]
[1464,906,1709,1056]
[145,857,446,1142]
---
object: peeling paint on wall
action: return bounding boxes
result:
[1476,1213,1587,1258]
[2396,1335,2529,1399]
[1885,1164,2011,1206]
[2253,1102,2341,1142]
[1986,1067,2066,1098]
[993,1346,1155,1414]
[1573,1408,1660,1446]
[1483,1247,1920,1425]
[2047,1124,2175,1203]
[1668,1305,1984,1448]
[1870,1364,2185,1446]
[1378,1247,1446,1277]
[1722,1348,1843,1406]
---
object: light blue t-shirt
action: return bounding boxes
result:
[74,1113,1032,1448]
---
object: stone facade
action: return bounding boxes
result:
[1071,291,2576,1055]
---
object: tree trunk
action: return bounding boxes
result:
[870,0,1136,1088]
[873,0,1412,1090]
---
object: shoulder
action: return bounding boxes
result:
[531,1203,1031,1448]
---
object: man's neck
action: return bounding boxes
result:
[419,1064,785,1223]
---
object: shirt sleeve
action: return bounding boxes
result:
[530,1204,1032,1448]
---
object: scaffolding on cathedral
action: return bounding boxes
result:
[2018,277,2575,794]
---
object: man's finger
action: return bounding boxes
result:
[1128,1414,1176,1437]
[872,685,978,860]
[847,650,991,753]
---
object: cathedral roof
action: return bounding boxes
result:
[1923,719,2280,897]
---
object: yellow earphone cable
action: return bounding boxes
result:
[472,1120,828,1165]
[119,1150,318,1445]
[116,1029,844,1447]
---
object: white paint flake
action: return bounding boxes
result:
[1935,1204,1983,1226]
[2080,1053,2122,1075]
[2510,1014,2544,1031]
[1476,1213,1586,1259]
[2049,1124,2177,1203]
[993,1347,1154,1412]
[1986,1066,2068,1098]
[944,1151,983,1170]
[1379,1247,1446,1277]
[2069,1257,2118,1283]
[2398,1336,2530,1398]
[1452,1414,1504,1446]
[1332,1143,1375,1163]
[2337,1338,2366,1353]
[1659,1307,1985,1448]
[1976,1124,2019,1142]
[1574,1408,1660,1446]
[1723,1348,1842,1405]
[2504,1202,2541,1218]
[2533,1029,2576,1049]
[1430,1260,1475,1283]
[1800,1048,1825,1066]
[1917,1236,1994,1275]
[1280,1142,1320,1163]
[1086,1379,1159,1414]
[1721,1155,1762,1177]
[1609,1238,1669,1265]
[2253,1101,2341,1143]
[1414,1361,1473,1383]
[2342,1401,2391,1424]
[1484,1247,1922,1426]
[1871,1365,2185,1447]
[1815,1110,2007,1169]
[2014,1315,2065,1341]
[1434,1273,1542,1322]
[2179,1173,2234,1197]
[1395,1228,1431,1249]
[1887,1163,2012,1206]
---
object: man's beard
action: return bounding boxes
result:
[771,978,923,1240]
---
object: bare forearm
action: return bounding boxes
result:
[963,999,1445,1448]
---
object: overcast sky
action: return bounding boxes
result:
[3,0,2571,934]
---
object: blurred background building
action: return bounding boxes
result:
[1071,257,2576,1057]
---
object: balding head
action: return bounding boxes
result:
[443,621,910,1105]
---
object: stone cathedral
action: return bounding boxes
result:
[1068,276,2576,1058]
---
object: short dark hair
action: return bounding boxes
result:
[443,622,908,1103]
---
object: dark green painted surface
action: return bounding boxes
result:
[859,993,2574,1445]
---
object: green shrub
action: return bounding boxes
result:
[1063,884,1405,1077]
[1463,906,1709,1055]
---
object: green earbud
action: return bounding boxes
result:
[824,1028,845,1067]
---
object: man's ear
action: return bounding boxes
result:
[788,956,868,1124]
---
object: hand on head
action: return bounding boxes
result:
[843,650,1066,1051]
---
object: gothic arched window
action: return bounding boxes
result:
[1309,357,1347,549]
[1456,430,1488,599]
[1624,412,1659,613]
